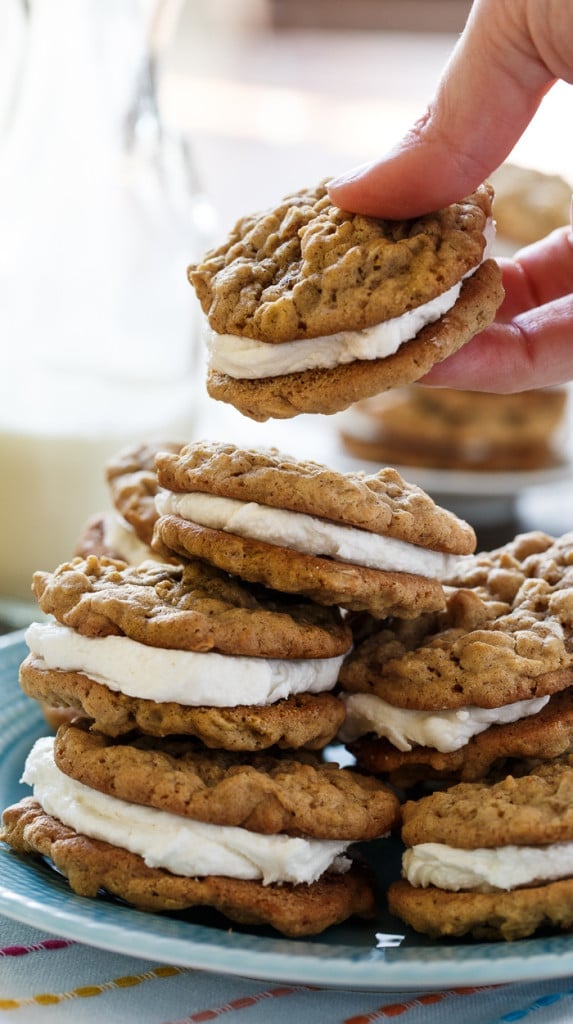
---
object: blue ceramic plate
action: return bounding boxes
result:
[2,630,573,991]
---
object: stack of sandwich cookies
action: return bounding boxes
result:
[189,181,503,421]
[338,532,573,787]
[20,556,350,748]
[152,440,476,619]
[388,759,573,941]
[6,553,404,935]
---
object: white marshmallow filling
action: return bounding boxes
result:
[25,621,345,707]
[155,491,462,579]
[338,691,550,753]
[403,840,573,893]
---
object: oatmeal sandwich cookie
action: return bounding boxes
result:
[189,181,503,421]
[21,555,350,749]
[339,531,573,786]
[388,759,573,941]
[152,440,476,619]
[0,723,399,936]
[338,386,568,472]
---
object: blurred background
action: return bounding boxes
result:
[0,0,572,626]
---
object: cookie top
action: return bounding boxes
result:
[155,440,476,553]
[32,555,351,659]
[189,181,493,343]
[339,531,573,709]
[400,759,573,849]
[53,722,399,840]
[106,440,184,546]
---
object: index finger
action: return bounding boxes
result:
[329,0,554,218]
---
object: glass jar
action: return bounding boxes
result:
[0,0,214,622]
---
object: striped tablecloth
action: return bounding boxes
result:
[2,917,573,1023]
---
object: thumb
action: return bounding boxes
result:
[329,0,554,218]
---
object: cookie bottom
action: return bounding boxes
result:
[1,798,375,937]
[388,877,573,942]
[206,260,503,421]
[20,656,346,750]
[153,516,447,620]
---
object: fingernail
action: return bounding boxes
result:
[329,161,375,190]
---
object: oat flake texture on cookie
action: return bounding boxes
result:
[188,180,504,420]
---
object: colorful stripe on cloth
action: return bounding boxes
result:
[0,939,74,958]
[0,965,187,1011]
[343,986,500,1023]
[161,984,318,1023]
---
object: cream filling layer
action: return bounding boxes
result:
[25,621,345,707]
[338,692,550,752]
[403,841,573,893]
[22,737,351,885]
[155,491,460,578]
[102,514,161,565]
[205,282,462,379]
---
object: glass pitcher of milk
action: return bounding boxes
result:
[0,0,215,623]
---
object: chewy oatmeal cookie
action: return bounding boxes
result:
[53,721,400,840]
[338,386,568,472]
[23,555,351,748]
[388,760,573,941]
[1,797,375,937]
[152,440,476,619]
[339,532,573,785]
[189,181,503,420]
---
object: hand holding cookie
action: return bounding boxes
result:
[329,0,573,394]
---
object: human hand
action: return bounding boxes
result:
[328,0,573,392]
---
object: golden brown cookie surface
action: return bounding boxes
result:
[155,440,476,552]
[339,532,573,710]
[53,722,399,840]
[20,657,346,749]
[400,759,573,848]
[389,758,573,941]
[491,163,572,246]
[1,799,375,937]
[339,386,568,472]
[205,260,503,420]
[32,555,351,659]
[388,876,573,942]
[190,182,494,342]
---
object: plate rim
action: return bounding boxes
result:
[2,630,573,991]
